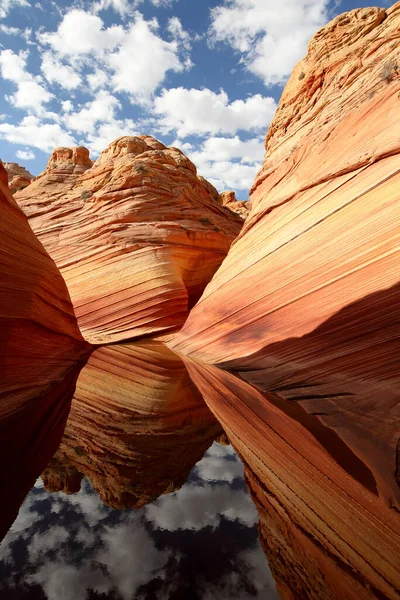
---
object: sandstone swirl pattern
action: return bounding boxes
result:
[42,341,221,509]
[0,162,90,540]
[15,136,243,345]
[172,4,400,599]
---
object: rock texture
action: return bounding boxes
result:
[172,4,400,599]
[15,136,243,345]
[2,160,34,193]
[183,357,400,600]
[218,190,249,218]
[42,341,221,509]
[0,161,90,541]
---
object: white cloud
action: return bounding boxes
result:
[199,135,264,162]
[0,0,28,19]
[0,49,53,113]
[154,87,276,137]
[41,51,82,89]
[85,118,137,155]
[167,16,190,49]
[93,0,138,15]
[0,24,21,35]
[86,69,108,91]
[145,484,258,531]
[16,149,35,159]
[64,90,120,134]
[209,0,328,86]
[0,115,76,152]
[107,14,186,103]
[38,9,125,57]
[61,100,74,113]
[151,0,176,6]
[195,443,244,483]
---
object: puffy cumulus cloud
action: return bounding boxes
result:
[84,118,137,155]
[97,522,170,600]
[0,115,76,152]
[145,484,258,531]
[167,16,191,49]
[0,0,28,19]
[38,9,125,57]
[107,14,188,103]
[209,0,328,86]
[194,443,244,483]
[179,135,264,193]
[64,90,121,134]
[41,52,82,90]
[16,149,35,159]
[86,69,108,91]
[61,100,74,113]
[37,9,190,104]
[0,49,54,113]
[154,87,276,137]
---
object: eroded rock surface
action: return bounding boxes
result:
[2,161,34,193]
[42,341,222,509]
[172,4,400,599]
[218,191,249,218]
[15,136,243,345]
[0,161,90,541]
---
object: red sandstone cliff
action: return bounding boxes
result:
[218,190,249,218]
[0,161,90,541]
[15,136,243,345]
[171,4,400,599]
[42,341,221,509]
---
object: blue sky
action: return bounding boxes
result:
[0,0,393,197]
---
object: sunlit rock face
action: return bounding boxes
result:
[218,191,250,218]
[0,162,90,541]
[15,136,243,345]
[182,357,400,600]
[2,161,34,193]
[171,4,400,599]
[41,341,222,509]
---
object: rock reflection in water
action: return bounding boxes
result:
[182,357,400,600]
[42,340,222,509]
[0,443,278,600]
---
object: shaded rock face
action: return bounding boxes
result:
[218,190,249,218]
[41,341,222,509]
[0,167,90,541]
[15,135,243,345]
[182,357,400,600]
[2,161,34,193]
[171,4,400,599]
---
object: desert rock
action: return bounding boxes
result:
[16,136,243,345]
[0,160,90,540]
[2,160,34,193]
[42,341,222,509]
[172,5,400,599]
[218,190,249,218]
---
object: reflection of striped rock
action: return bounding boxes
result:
[42,341,222,510]
[0,163,90,542]
[172,5,400,599]
[15,135,243,345]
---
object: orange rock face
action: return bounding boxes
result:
[15,136,243,345]
[42,341,222,509]
[171,4,400,599]
[183,357,400,600]
[218,190,249,218]
[2,161,34,193]
[0,161,90,540]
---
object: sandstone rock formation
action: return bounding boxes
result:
[183,358,400,600]
[2,160,34,193]
[218,190,249,218]
[0,161,90,541]
[15,136,243,345]
[172,4,400,599]
[42,341,222,509]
